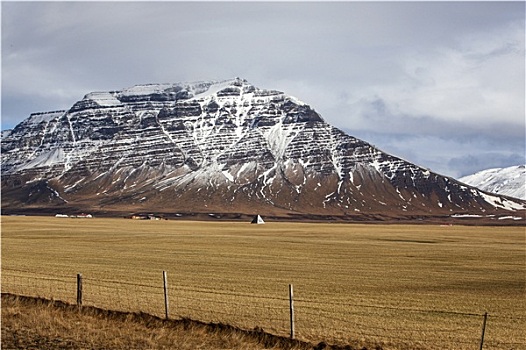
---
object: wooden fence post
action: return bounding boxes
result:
[76,273,82,306]
[479,312,488,350]
[163,271,169,319]
[289,284,295,339]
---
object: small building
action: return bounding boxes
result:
[73,213,93,218]
[132,215,147,220]
[251,215,265,224]
[131,214,161,220]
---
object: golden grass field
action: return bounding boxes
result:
[2,216,525,349]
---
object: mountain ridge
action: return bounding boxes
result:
[459,165,525,200]
[2,78,525,222]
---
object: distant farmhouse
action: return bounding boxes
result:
[131,214,162,220]
[55,213,93,218]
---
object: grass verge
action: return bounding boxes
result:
[1,293,374,350]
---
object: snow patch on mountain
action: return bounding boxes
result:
[84,92,121,107]
[189,79,239,99]
[20,148,66,170]
[119,83,176,97]
[459,165,525,200]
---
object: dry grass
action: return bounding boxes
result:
[2,216,525,349]
[1,294,312,350]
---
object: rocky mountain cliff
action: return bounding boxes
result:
[2,78,525,221]
[460,165,525,200]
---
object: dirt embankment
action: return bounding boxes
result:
[1,294,371,350]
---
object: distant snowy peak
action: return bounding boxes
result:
[460,165,526,200]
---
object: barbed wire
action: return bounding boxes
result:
[2,268,525,349]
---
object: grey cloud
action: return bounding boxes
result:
[449,153,526,178]
[349,96,525,143]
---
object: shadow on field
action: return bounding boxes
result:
[1,293,376,350]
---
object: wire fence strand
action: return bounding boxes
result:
[2,268,525,350]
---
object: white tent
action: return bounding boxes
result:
[251,215,265,224]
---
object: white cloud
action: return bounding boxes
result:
[339,19,524,133]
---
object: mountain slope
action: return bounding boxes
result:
[459,165,525,200]
[2,78,525,220]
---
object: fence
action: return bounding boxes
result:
[2,268,525,350]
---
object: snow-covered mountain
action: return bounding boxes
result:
[459,165,525,200]
[2,78,525,220]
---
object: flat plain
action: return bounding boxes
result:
[2,216,525,349]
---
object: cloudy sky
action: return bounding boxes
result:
[2,1,524,178]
